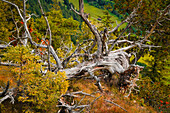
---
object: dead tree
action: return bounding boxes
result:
[0,81,15,104]
[0,0,169,111]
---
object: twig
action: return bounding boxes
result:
[91,95,102,105]
[104,99,127,112]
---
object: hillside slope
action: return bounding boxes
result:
[68,77,157,113]
[69,0,126,28]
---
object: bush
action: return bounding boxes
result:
[2,46,69,112]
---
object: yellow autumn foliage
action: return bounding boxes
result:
[19,71,69,111]
[2,46,69,111]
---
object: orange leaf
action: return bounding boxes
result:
[166,102,169,104]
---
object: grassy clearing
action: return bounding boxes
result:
[69,0,126,29]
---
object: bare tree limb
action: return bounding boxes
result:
[57,91,102,113]
[0,62,19,67]
[108,40,134,44]
[70,5,80,15]
[0,81,9,97]
[87,68,103,92]
[61,91,95,98]
[10,7,20,41]
[108,20,127,34]
[0,81,14,104]
[108,23,131,53]
[108,0,142,34]
[71,0,102,58]
[104,99,127,112]
[0,92,14,104]
[91,95,102,105]
[0,40,17,49]
[38,0,52,71]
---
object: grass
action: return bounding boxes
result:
[69,0,126,29]
[69,78,157,113]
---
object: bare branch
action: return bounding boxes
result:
[91,95,102,105]
[57,91,102,113]
[10,7,20,40]
[61,91,95,98]
[88,68,103,92]
[108,23,131,53]
[0,81,9,97]
[26,13,38,21]
[79,0,84,14]
[111,44,137,53]
[38,0,52,71]
[0,40,17,49]
[0,81,14,104]
[71,0,102,57]
[108,0,142,34]
[104,99,127,112]
[62,46,80,68]
[108,39,134,45]
[70,5,80,15]
[108,20,127,34]
[0,62,19,67]
[0,92,14,104]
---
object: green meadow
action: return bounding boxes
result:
[69,0,127,29]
